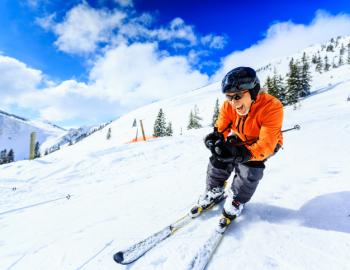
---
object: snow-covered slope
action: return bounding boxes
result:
[0,110,66,161]
[1,57,350,269]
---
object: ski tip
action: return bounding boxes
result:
[113,252,124,264]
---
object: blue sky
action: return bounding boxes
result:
[1,0,350,127]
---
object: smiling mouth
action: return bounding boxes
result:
[236,105,244,111]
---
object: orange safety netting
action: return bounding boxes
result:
[126,136,157,143]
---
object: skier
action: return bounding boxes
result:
[194,66,284,223]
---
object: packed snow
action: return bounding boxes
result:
[1,65,350,269]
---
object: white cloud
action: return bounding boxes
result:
[201,34,227,49]
[114,0,133,8]
[0,55,43,106]
[2,42,208,124]
[41,3,126,54]
[213,11,350,80]
[38,4,226,55]
[89,42,209,107]
[15,80,117,123]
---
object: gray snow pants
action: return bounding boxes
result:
[206,156,265,203]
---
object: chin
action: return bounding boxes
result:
[236,109,249,116]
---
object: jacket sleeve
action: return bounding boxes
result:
[215,101,233,138]
[246,101,284,161]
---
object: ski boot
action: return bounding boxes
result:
[217,197,243,233]
[190,187,225,218]
[222,196,244,220]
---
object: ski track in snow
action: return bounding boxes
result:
[1,64,350,269]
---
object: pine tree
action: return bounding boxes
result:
[295,60,303,96]
[286,58,299,105]
[212,98,220,127]
[7,149,14,163]
[34,142,41,158]
[311,54,317,64]
[324,56,330,71]
[187,105,202,129]
[0,149,7,164]
[300,52,312,97]
[153,108,167,137]
[193,105,202,128]
[340,44,345,55]
[165,122,173,136]
[106,127,112,140]
[326,44,334,52]
[187,110,195,130]
[275,74,287,104]
[315,54,323,73]
[265,70,287,104]
[338,54,344,66]
[264,76,273,92]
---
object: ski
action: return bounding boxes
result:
[186,216,234,270]
[113,196,225,265]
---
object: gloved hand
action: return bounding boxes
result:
[212,134,241,157]
[215,137,251,164]
[204,128,224,153]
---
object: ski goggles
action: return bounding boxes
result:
[225,90,248,101]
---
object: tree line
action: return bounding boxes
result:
[152,103,215,137]
[0,149,14,164]
[264,37,350,106]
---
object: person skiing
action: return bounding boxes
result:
[192,66,284,225]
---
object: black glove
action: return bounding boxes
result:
[212,134,241,157]
[215,136,251,164]
[204,128,224,153]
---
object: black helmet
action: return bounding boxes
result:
[221,67,260,100]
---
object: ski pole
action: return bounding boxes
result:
[282,124,300,133]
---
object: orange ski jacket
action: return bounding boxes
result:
[215,92,284,161]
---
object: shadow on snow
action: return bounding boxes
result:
[243,191,350,234]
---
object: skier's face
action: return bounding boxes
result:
[226,90,253,116]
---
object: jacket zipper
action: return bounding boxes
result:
[241,115,248,140]
[236,118,241,133]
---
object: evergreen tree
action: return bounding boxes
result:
[286,58,299,105]
[106,127,112,140]
[34,142,41,158]
[264,76,273,92]
[311,54,317,64]
[187,105,202,129]
[300,52,312,97]
[340,44,345,55]
[212,98,220,127]
[315,54,323,73]
[295,60,303,96]
[275,74,287,104]
[187,110,195,130]
[326,44,334,52]
[7,149,14,163]
[0,149,7,164]
[338,54,344,66]
[153,108,167,137]
[265,69,287,104]
[193,105,203,128]
[347,41,350,64]
[165,122,173,136]
[324,56,331,71]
